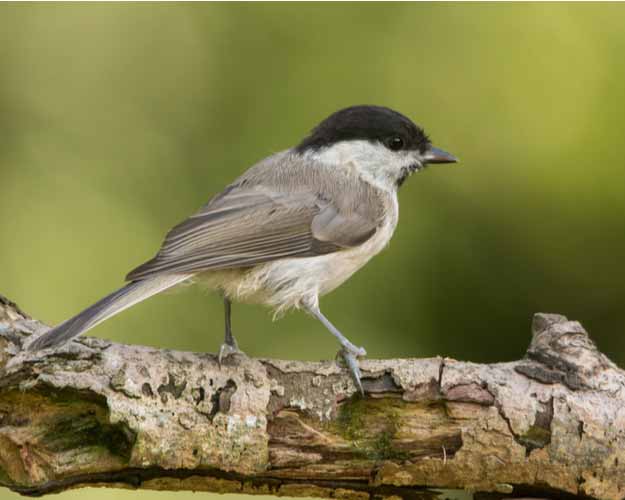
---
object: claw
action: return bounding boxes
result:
[353,345,367,357]
[218,337,242,367]
[303,303,366,395]
[340,339,367,358]
[338,347,364,396]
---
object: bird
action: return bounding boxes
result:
[27,105,457,393]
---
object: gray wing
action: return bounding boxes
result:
[126,152,384,281]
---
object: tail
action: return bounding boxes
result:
[27,274,191,351]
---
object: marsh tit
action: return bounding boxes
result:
[28,105,457,393]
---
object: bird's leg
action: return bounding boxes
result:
[218,296,242,365]
[305,303,366,394]
[337,347,364,395]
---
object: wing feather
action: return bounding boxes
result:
[126,152,385,281]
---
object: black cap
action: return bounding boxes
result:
[296,105,430,154]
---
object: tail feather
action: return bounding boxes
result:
[28,274,191,351]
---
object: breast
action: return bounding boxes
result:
[228,190,399,314]
[207,188,399,314]
[317,193,398,294]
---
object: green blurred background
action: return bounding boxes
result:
[1,3,625,500]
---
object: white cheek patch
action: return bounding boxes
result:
[303,140,418,192]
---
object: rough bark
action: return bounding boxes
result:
[1,293,624,500]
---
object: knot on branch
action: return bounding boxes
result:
[515,313,617,390]
[0,294,29,323]
[0,295,37,368]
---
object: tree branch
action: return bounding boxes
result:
[1,293,624,500]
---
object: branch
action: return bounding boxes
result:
[1,293,624,500]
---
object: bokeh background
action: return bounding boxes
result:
[2,3,625,500]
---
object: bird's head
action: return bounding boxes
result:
[296,105,457,190]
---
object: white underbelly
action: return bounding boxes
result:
[196,193,399,315]
[197,216,396,315]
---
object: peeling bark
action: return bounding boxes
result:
[1,293,624,499]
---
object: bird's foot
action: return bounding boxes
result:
[336,344,367,396]
[218,336,244,366]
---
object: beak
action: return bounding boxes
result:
[423,146,458,164]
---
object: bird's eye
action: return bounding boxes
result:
[386,136,404,151]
